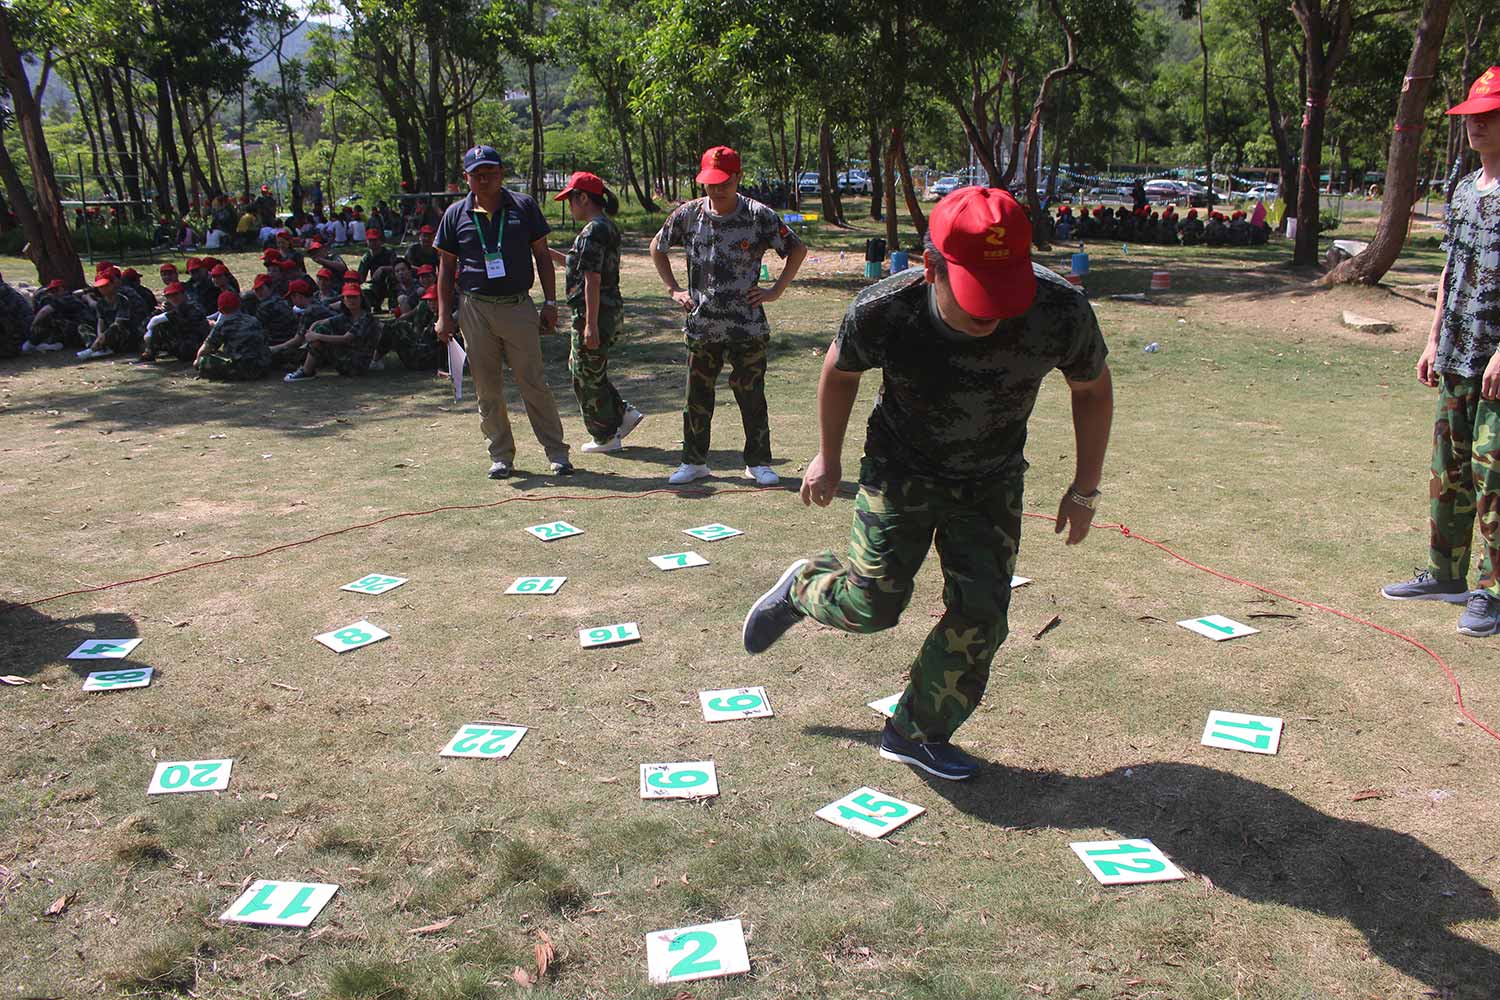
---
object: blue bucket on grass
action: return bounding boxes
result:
[890,250,910,273]
[1071,252,1089,275]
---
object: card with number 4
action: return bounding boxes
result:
[698,686,772,721]
[526,521,583,542]
[683,523,742,542]
[340,573,407,595]
[816,786,924,839]
[1070,838,1185,885]
[82,668,154,692]
[1176,615,1259,641]
[68,638,143,659]
[645,918,750,984]
[640,761,719,799]
[440,723,528,759]
[1200,710,1283,755]
[313,620,390,653]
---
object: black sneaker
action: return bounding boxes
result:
[742,559,809,654]
[550,461,575,476]
[1381,569,1469,603]
[878,721,979,781]
[487,461,512,479]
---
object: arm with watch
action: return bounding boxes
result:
[530,237,559,333]
[1055,363,1114,545]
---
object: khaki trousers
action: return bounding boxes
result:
[458,295,569,466]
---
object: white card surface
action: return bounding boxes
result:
[448,338,467,401]
[1200,710,1283,755]
[1010,575,1032,588]
[313,620,390,653]
[505,576,566,596]
[649,551,709,571]
[682,524,743,542]
[698,686,773,721]
[867,693,902,718]
[68,638,143,659]
[639,761,719,799]
[340,573,408,595]
[149,758,233,795]
[220,880,339,928]
[580,622,641,648]
[1070,839,1185,885]
[645,918,750,984]
[1176,615,1259,641]
[439,723,528,759]
[81,667,154,692]
[526,521,583,542]
[816,786,924,839]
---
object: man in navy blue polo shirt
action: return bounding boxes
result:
[435,145,572,478]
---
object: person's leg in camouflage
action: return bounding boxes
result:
[682,337,727,465]
[1472,397,1500,598]
[1430,374,1481,583]
[102,319,141,354]
[570,310,627,443]
[196,353,239,380]
[727,335,772,467]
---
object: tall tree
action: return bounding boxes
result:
[1288,0,1355,266]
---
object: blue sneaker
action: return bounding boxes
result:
[1382,569,1469,603]
[742,559,809,654]
[1457,591,1500,637]
[878,721,979,781]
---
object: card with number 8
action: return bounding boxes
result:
[440,723,528,759]
[340,573,408,595]
[816,786,924,838]
[82,667,154,692]
[639,761,718,799]
[698,686,773,721]
[580,622,641,648]
[645,918,750,984]
[1070,838,1185,885]
[313,620,390,653]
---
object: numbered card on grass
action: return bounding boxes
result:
[1010,575,1032,588]
[340,573,407,595]
[81,668,154,692]
[698,686,773,721]
[68,638,143,660]
[639,761,719,800]
[313,620,390,653]
[580,622,641,648]
[683,523,742,542]
[649,551,709,571]
[816,786,924,839]
[505,576,566,596]
[526,521,583,542]
[645,918,750,984]
[439,723,528,759]
[867,693,902,718]
[220,880,339,928]
[1200,710,1283,755]
[1070,838,1185,885]
[1176,615,1259,641]
[148,758,233,795]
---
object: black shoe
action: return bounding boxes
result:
[742,559,809,654]
[878,721,979,781]
[487,461,512,479]
[550,461,575,476]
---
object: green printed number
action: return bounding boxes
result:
[90,670,146,687]
[161,762,223,789]
[351,575,398,592]
[1211,719,1274,749]
[535,523,567,538]
[667,930,721,978]
[666,553,689,566]
[452,726,516,754]
[516,577,558,593]
[837,791,909,827]
[1197,618,1236,635]
[78,642,126,656]
[707,694,762,712]
[587,625,636,644]
[693,525,732,539]
[1085,842,1166,876]
[647,769,708,790]
[334,627,372,645]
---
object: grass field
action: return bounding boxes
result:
[3,223,1498,1000]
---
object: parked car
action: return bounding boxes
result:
[797,172,821,195]
[1246,183,1280,200]
[1184,182,1219,208]
[1144,178,1190,201]
[838,170,872,194]
[932,176,967,199]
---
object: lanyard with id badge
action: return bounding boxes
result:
[474,203,507,278]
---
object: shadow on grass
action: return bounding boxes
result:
[807,725,1499,999]
[0,602,151,680]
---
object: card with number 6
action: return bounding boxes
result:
[698,686,772,721]
[640,761,718,799]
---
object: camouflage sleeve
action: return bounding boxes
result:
[653,207,684,253]
[1057,298,1109,383]
[761,207,802,259]
[1440,180,1461,257]
[832,300,882,373]
[573,221,607,274]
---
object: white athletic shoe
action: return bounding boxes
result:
[745,465,780,486]
[581,436,622,454]
[367,358,385,371]
[668,463,711,485]
[76,347,113,360]
[20,340,34,353]
[35,342,64,352]
[618,405,645,440]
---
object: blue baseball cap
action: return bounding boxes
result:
[463,145,503,172]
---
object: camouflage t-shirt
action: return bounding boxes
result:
[204,311,270,369]
[254,295,299,345]
[295,300,335,334]
[1437,170,1500,377]
[834,266,1109,482]
[653,194,802,342]
[565,216,623,311]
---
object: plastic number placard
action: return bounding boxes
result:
[82,668,154,692]
[639,761,719,799]
[649,551,709,571]
[580,622,641,648]
[1071,839,1185,885]
[313,620,390,653]
[1176,615,1259,641]
[526,521,583,542]
[505,576,566,596]
[149,758,233,795]
[439,723,528,759]
[816,786,924,839]
[1200,710,1283,755]
[645,918,750,984]
[68,638,143,660]
[698,686,773,721]
[220,880,339,928]
[682,524,743,542]
[340,573,408,595]
[866,693,901,718]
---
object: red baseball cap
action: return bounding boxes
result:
[261,184,270,192]
[415,264,435,276]
[93,274,114,288]
[419,225,436,235]
[252,273,271,289]
[696,146,741,185]
[262,248,282,261]
[316,267,336,280]
[210,264,230,276]
[554,171,606,201]
[421,286,437,301]
[121,267,140,279]
[1448,67,1500,115]
[287,279,313,296]
[307,240,324,250]
[277,259,299,270]
[366,228,383,240]
[927,187,1036,321]
[218,290,241,312]
[159,262,178,274]
[163,281,185,296]
[341,283,363,297]
[45,278,65,291]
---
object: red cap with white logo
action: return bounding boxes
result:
[1448,66,1500,115]
[696,146,741,185]
[927,187,1036,321]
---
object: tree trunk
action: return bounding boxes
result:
[1291,0,1354,266]
[65,65,109,201]
[170,75,210,204]
[893,127,927,244]
[238,80,252,198]
[1257,17,1299,209]
[1198,0,1213,211]
[527,56,544,200]
[817,118,844,225]
[867,118,883,220]
[199,94,223,194]
[0,139,50,280]
[883,126,898,255]
[791,109,804,211]
[1325,0,1452,284]
[273,43,303,214]
[426,30,445,190]
[98,65,144,217]
[1022,0,1080,249]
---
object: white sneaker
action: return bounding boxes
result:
[35,342,63,352]
[367,358,385,371]
[618,405,645,440]
[20,340,34,353]
[668,463,711,485]
[745,465,780,486]
[76,347,113,360]
[581,436,622,453]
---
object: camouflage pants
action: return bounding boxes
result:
[683,335,771,467]
[790,459,1024,742]
[570,309,628,442]
[309,340,371,377]
[30,314,83,348]
[91,320,141,354]
[1429,373,1500,596]
[196,353,265,381]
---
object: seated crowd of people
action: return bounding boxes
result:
[0,223,447,383]
[146,186,446,254]
[1051,203,1274,246]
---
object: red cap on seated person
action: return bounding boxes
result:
[341,283,363,298]
[92,274,114,289]
[419,225,436,235]
[317,268,335,280]
[163,282,185,296]
[416,264,435,276]
[46,278,65,291]
[262,248,282,261]
[288,279,313,296]
[277,259,299,270]
[252,274,271,289]
[421,286,436,301]
[186,258,204,271]
[159,262,178,274]
[218,291,241,312]
[210,264,230,276]
[927,187,1036,322]
[307,241,323,250]
[366,229,383,240]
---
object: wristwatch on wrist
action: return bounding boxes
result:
[543,299,558,307]
[1066,485,1102,510]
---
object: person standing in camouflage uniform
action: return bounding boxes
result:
[651,145,807,486]
[0,272,35,357]
[285,281,380,381]
[1383,68,1500,637]
[142,282,209,362]
[194,291,270,380]
[549,171,645,453]
[743,188,1114,782]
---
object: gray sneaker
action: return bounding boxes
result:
[1381,570,1469,603]
[1457,591,1500,637]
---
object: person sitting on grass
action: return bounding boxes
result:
[284,282,381,382]
[141,281,209,363]
[1179,208,1204,245]
[184,258,217,315]
[358,227,399,312]
[0,271,35,358]
[251,273,298,349]
[195,291,270,381]
[27,279,93,351]
[76,269,143,361]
